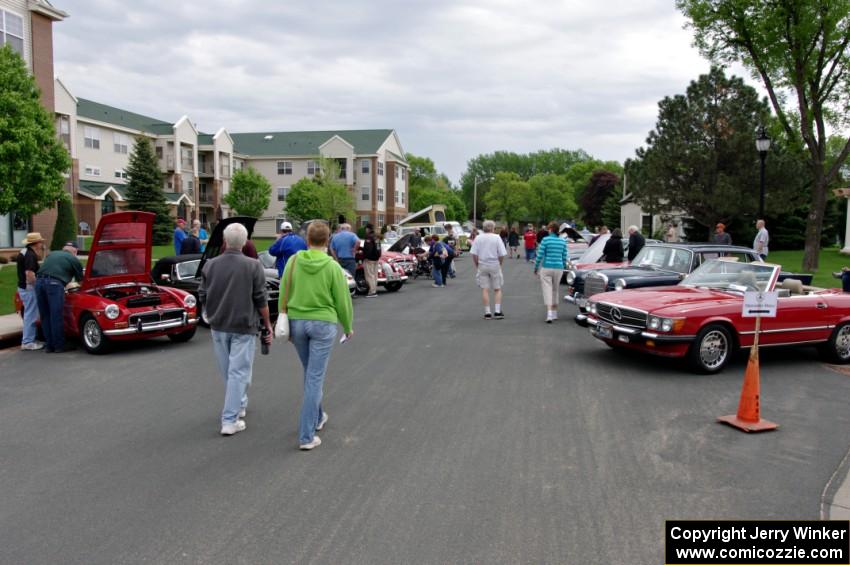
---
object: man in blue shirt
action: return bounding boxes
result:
[268,221,307,277]
[329,223,359,276]
[193,219,209,252]
[173,218,186,255]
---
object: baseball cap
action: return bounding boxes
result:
[64,240,79,249]
[281,221,293,231]
[177,218,186,225]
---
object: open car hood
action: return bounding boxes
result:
[83,211,154,290]
[388,233,415,252]
[197,216,257,274]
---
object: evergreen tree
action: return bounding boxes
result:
[600,192,622,231]
[49,194,77,250]
[125,137,171,244]
[0,45,71,216]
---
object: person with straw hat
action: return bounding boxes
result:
[16,232,45,350]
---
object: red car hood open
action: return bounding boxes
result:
[82,211,154,290]
[590,285,744,315]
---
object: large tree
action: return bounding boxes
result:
[483,172,529,228]
[580,171,621,228]
[125,137,172,244]
[678,0,850,269]
[283,158,354,226]
[405,152,467,220]
[0,45,70,216]
[526,173,576,224]
[284,178,324,224]
[224,167,272,218]
[628,67,772,236]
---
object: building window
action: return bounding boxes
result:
[155,146,163,159]
[361,159,370,174]
[277,187,290,202]
[307,160,320,176]
[360,215,370,227]
[113,132,130,154]
[57,115,71,149]
[277,161,292,175]
[84,166,101,177]
[378,214,384,227]
[101,195,115,215]
[396,167,400,179]
[0,10,24,56]
[377,162,384,176]
[361,187,369,201]
[401,168,406,180]
[84,126,101,150]
[377,188,384,202]
[336,158,346,179]
[114,170,128,180]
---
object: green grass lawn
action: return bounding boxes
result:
[0,237,280,316]
[766,248,847,288]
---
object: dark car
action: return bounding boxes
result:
[152,217,280,325]
[565,243,812,312]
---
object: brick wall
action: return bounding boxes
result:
[30,13,55,112]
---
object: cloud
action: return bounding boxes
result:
[53,0,745,182]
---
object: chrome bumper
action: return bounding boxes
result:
[104,316,197,336]
[584,316,695,343]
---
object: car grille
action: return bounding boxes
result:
[585,272,608,297]
[596,302,646,328]
[129,309,185,327]
[127,295,161,308]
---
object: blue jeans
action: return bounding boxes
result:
[432,265,444,286]
[525,248,535,262]
[211,330,256,424]
[19,286,39,345]
[35,277,66,351]
[338,258,357,277]
[290,319,337,444]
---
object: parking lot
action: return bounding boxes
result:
[2,256,850,564]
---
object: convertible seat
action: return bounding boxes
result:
[779,278,804,295]
[736,271,759,288]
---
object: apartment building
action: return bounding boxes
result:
[0,0,66,247]
[231,129,408,236]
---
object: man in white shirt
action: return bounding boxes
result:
[470,220,507,319]
[753,219,769,260]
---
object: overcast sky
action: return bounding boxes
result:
[52,0,748,183]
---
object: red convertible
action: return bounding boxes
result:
[580,259,850,373]
[18,211,198,353]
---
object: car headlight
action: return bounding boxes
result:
[566,270,576,285]
[588,302,597,315]
[661,318,673,332]
[648,316,660,330]
[104,304,120,320]
[614,278,627,291]
[184,295,197,308]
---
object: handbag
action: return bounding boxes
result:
[274,254,297,338]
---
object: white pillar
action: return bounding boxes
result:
[843,197,850,255]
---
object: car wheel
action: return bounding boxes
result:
[167,326,197,343]
[385,281,402,292]
[198,303,210,327]
[820,323,850,364]
[687,323,732,374]
[80,314,110,354]
[354,275,369,295]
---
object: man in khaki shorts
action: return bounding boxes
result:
[470,220,507,319]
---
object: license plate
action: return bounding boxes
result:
[595,322,613,339]
[576,297,587,308]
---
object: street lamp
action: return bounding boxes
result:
[755,126,771,218]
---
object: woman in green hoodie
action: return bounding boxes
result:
[281,221,354,450]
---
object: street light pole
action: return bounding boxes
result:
[755,127,771,219]
[473,176,478,226]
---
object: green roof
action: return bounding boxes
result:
[77,98,174,135]
[77,180,127,199]
[231,129,394,157]
[197,133,214,145]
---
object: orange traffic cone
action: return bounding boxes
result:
[718,319,778,432]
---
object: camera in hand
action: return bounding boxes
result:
[261,328,270,355]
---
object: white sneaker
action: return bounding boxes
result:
[299,435,322,450]
[220,420,246,436]
[21,342,44,351]
[238,408,247,419]
[316,411,328,431]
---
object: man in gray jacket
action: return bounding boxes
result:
[199,222,273,436]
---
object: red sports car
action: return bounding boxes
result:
[18,211,198,353]
[580,259,850,373]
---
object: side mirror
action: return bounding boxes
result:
[160,273,171,282]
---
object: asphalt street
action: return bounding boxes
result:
[2,256,850,564]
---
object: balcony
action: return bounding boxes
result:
[199,162,215,176]
[220,165,231,179]
[199,193,214,205]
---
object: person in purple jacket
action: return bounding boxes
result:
[268,221,307,277]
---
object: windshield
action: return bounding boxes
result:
[682,260,778,292]
[632,246,693,274]
[258,251,275,270]
[176,259,200,280]
[90,249,147,277]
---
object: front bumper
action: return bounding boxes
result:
[104,314,198,336]
[583,316,695,344]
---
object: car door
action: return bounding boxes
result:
[758,292,837,345]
